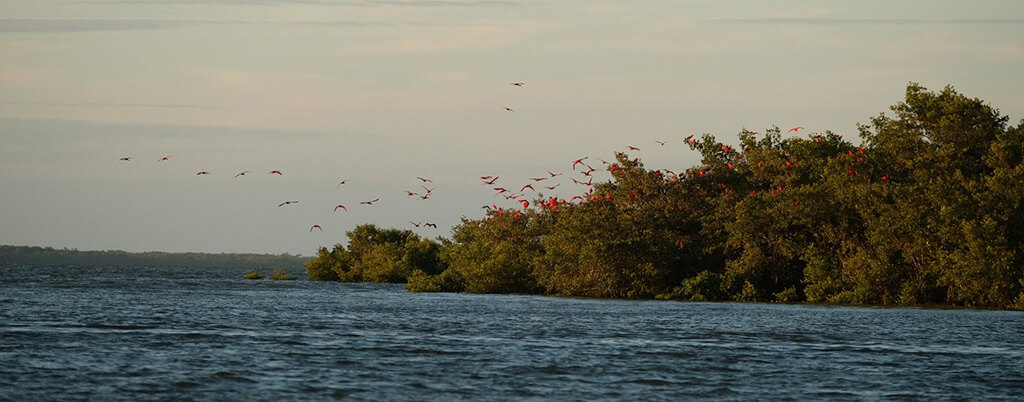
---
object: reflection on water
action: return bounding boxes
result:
[1,264,1022,401]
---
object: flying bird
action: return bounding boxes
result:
[336,179,349,189]
[482,176,500,185]
[118,157,133,161]
[571,157,588,170]
[504,107,514,112]
[547,171,562,177]
[544,184,560,190]
[310,225,323,232]
[157,156,171,162]
[234,171,249,178]
[278,200,298,207]
[510,82,525,86]
[424,223,438,228]
[788,126,804,133]
[360,198,380,205]
[268,170,283,175]
[655,140,667,146]
[334,204,348,212]
[195,171,210,175]
[416,177,433,183]
[409,221,422,227]
[628,146,640,151]
[521,184,536,192]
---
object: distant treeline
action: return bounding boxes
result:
[306,84,1024,310]
[0,245,309,269]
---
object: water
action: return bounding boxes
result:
[1,265,1022,401]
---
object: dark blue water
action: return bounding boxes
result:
[1,265,1022,401]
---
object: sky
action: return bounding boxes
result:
[1,0,1023,256]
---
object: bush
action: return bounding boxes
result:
[269,269,296,281]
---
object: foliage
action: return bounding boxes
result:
[311,84,1024,309]
[243,270,265,280]
[304,224,445,284]
[269,269,296,280]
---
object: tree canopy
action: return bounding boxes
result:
[307,84,1024,310]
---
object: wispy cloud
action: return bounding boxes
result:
[710,17,1024,26]
[0,100,229,111]
[0,18,468,33]
[63,0,516,7]
[0,18,188,33]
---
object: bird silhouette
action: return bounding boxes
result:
[268,170,283,175]
[278,201,298,207]
[310,225,323,232]
[234,171,249,178]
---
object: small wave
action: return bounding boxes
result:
[85,323,159,330]
[211,371,256,383]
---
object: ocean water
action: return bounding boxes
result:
[1,264,1022,401]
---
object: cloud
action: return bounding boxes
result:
[64,0,516,7]
[0,100,229,111]
[0,18,188,33]
[709,17,1024,26]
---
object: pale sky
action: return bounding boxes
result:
[2,0,1023,255]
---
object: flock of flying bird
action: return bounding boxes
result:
[117,81,829,238]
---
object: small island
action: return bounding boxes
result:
[305,84,1024,311]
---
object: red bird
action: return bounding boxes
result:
[628,146,640,151]
[334,204,348,212]
[571,157,588,170]
[504,107,514,112]
[529,177,548,182]
[788,126,804,133]
[655,140,667,146]
[480,175,493,180]
[268,170,283,175]
[196,171,210,175]
[234,171,249,178]
[722,146,734,153]
[337,179,349,189]
[544,184,560,190]
[510,82,525,86]
[547,171,562,177]
[881,175,889,181]
[310,225,323,232]
[483,177,500,185]
[157,156,171,162]
[278,200,298,207]
[405,190,419,197]
[519,200,529,209]
[119,157,133,161]
[360,198,380,205]
[416,177,433,183]
[521,184,536,192]
[409,221,422,227]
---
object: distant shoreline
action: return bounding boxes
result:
[0,245,310,269]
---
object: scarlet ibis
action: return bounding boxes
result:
[409,221,422,227]
[119,157,133,161]
[881,175,889,181]
[196,171,210,175]
[571,157,588,170]
[656,140,667,146]
[278,201,298,207]
[268,170,283,175]
[519,200,529,209]
[421,186,436,194]
[521,184,536,192]
[628,146,640,151]
[334,204,348,212]
[547,171,562,177]
[416,177,433,183]
[234,171,249,178]
[529,177,548,182]
[788,126,804,133]
[480,175,493,180]
[360,198,380,205]
[510,82,525,86]
[721,146,734,153]
[504,107,514,112]
[336,179,349,189]
[483,177,500,185]
[727,163,734,169]
[157,156,170,162]
[405,190,419,197]
[685,135,694,141]
[493,187,508,194]
[310,225,323,232]
[785,160,793,167]
[544,184,560,190]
